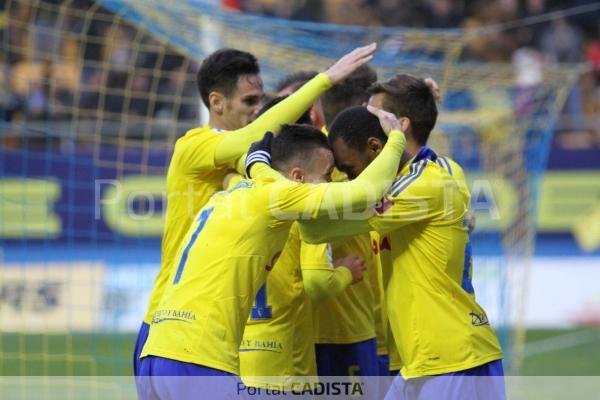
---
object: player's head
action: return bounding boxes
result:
[274,70,325,129]
[271,124,334,184]
[197,48,263,129]
[256,96,312,125]
[328,106,387,179]
[321,65,377,129]
[275,71,319,96]
[368,73,437,146]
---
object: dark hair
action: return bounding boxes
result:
[271,124,330,171]
[196,48,260,107]
[274,70,319,94]
[321,65,377,127]
[328,106,387,151]
[368,74,437,145]
[256,96,312,125]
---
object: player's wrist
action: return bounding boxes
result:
[317,72,334,88]
[245,132,274,178]
[334,266,354,285]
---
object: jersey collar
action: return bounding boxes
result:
[206,124,225,133]
[413,145,438,163]
[399,146,438,175]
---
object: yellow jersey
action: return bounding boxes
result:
[313,125,378,345]
[312,234,377,344]
[375,231,405,372]
[142,73,333,324]
[142,176,328,374]
[380,154,471,372]
[239,223,330,389]
[370,231,389,357]
[143,127,229,324]
[374,231,404,372]
[369,147,503,377]
[141,128,407,375]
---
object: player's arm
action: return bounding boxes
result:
[252,127,404,221]
[315,126,405,214]
[443,156,476,233]
[234,154,247,176]
[299,219,372,244]
[300,175,444,243]
[301,242,365,303]
[303,106,407,219]
[367,175,444,235]
[252,110,406,222]
[212,44,378,167]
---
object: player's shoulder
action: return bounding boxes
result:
[169,125,222,170]
[175,125,220,146]
[387,151,437,198]
[434,155,467,181]
[388,148,463,199]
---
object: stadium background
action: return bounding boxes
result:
[1,0,600,381]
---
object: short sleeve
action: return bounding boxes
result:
[172,127,225,173]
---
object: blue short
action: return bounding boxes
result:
[138,355,234,376]
[378,354,390,376]
[315,338,379,376]
[385,359,506,400]
[137,356,240,400]
[133,321,150,376]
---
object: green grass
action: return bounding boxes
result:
[0,333,136,376]
[1,328,599,376]
[522,328,600,376]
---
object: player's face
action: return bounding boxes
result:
[303,147,335,183]
[330,138,375,180]
[223,74,264,129]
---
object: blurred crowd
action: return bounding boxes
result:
[230,0,600,147]
[232,0,599,63]
[0,0,200,144]
[1,0,599,148]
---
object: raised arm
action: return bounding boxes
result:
[300,106,408,218]
[247,126,405,225]
[246,106,406,223]
[213,43,378,166]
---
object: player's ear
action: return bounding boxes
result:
[399,117,412,135]
[209,91,225,114]
[367,137,384,155]
[310,106,325,129]
[289,167,304,183]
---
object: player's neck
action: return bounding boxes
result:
[397,141,421,172]
[208,113,230,131]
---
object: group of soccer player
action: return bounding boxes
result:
[132,43,506,399]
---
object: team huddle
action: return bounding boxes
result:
[132,43,505,399]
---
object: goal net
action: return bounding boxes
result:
[0,0,583,387]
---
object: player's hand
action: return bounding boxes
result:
[334,255,366,284]
[467,211,476,234]
[424,77,442,104]
[367,105,408,135]
[245,131,274,178]
[325,43,377,85]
